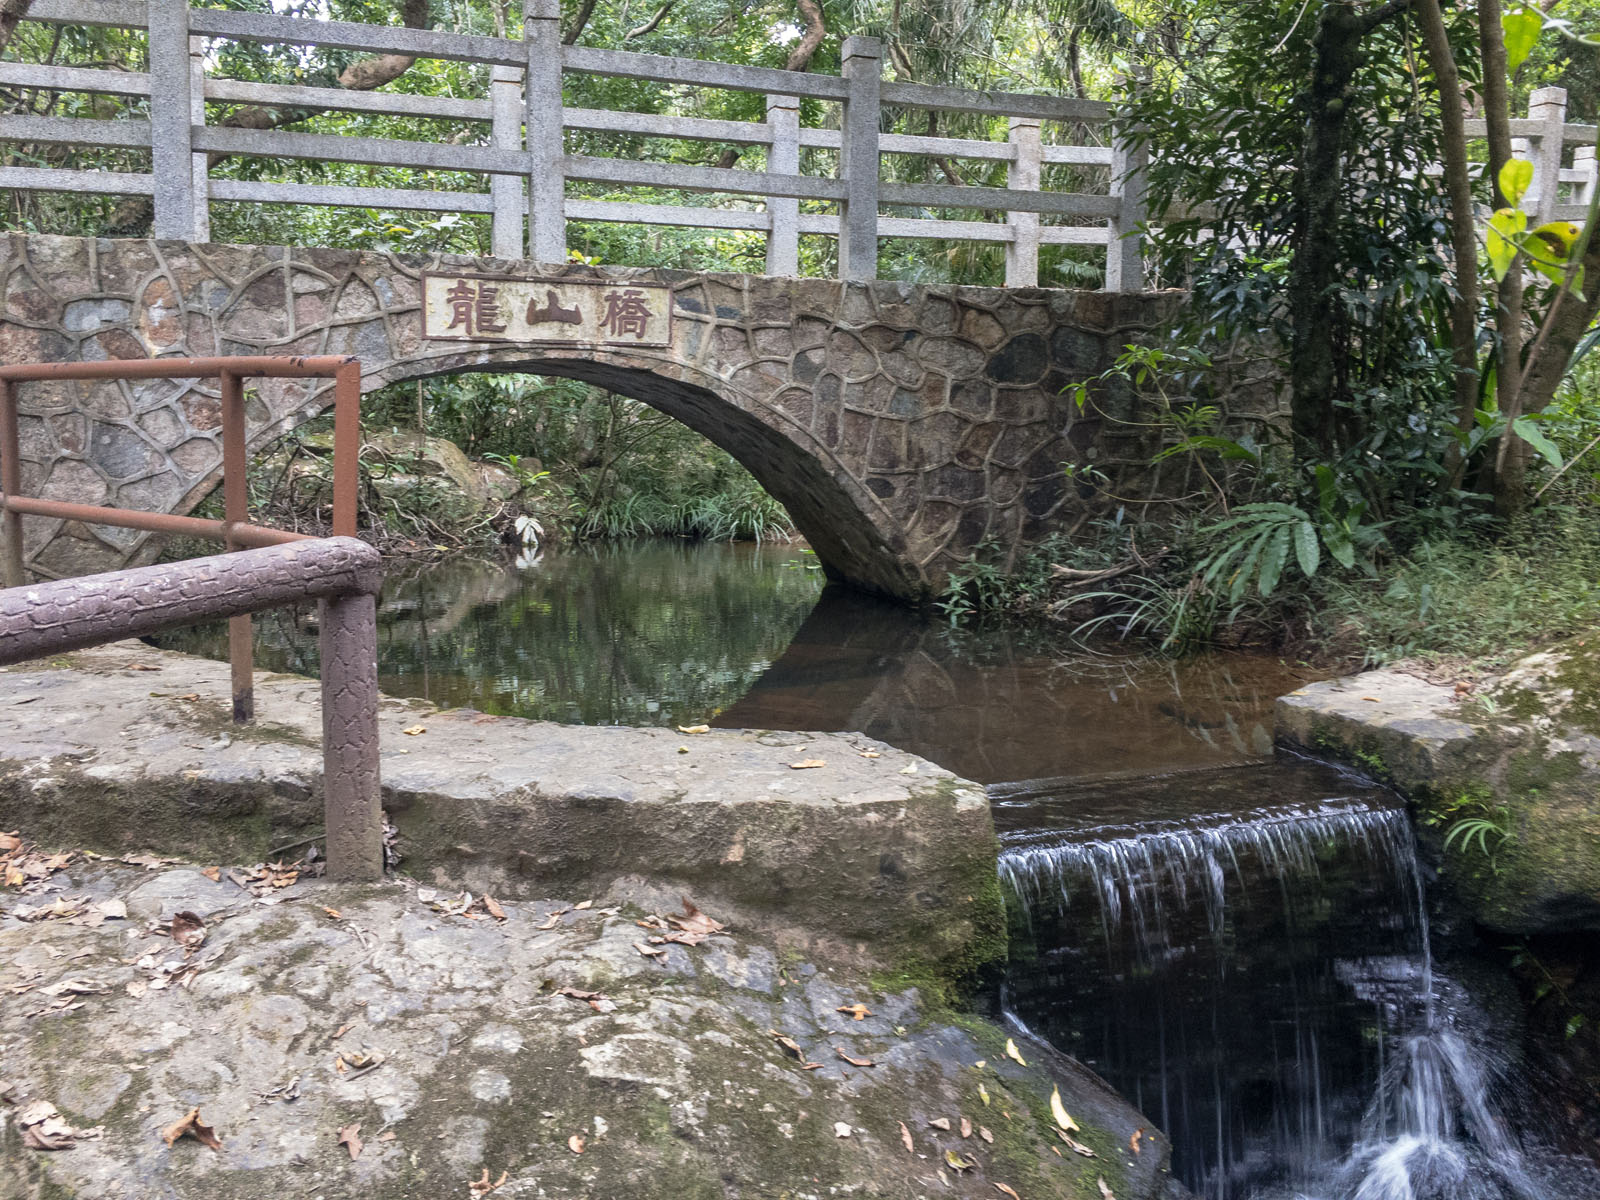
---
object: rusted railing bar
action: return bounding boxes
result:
[220,368,254,724]
[0,379,23,590]
[0,355,357,383]
[0,496,311,548]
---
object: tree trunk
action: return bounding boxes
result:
[1288,2,1368,454]
[1476,0,1531,511]
[785,0,826,73]
[1414,0,1483,494]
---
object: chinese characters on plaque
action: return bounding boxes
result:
[422,275,671,347]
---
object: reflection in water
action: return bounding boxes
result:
[155,541,824,727]
[717,586,1312,784]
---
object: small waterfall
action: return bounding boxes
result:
[996,761,1597,1200]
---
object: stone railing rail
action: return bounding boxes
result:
[0,537,385,881]
[2,0,1144,288]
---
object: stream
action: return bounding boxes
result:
[154,540,1600,1199]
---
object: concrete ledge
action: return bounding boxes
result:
[0,642,1003,979]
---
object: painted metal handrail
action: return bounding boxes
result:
[0,354,363,723]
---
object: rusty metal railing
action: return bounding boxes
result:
[0,538,384,881]
[0,355,362,723]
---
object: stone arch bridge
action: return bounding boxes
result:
[0,234,1199,599]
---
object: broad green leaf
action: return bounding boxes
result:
[1503,5,1543,75]
[1530,220,1580,260]
[1486,208,1526,280]
[1512,416,1564,468]
[1325,529,1357,570]
[1497,159,1534,208]
[1231,527,1276,602]
[1293,520,1320,578]
[1257,525,1291,596]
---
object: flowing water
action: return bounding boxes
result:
[154,541,1598,1198]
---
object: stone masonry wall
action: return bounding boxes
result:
[0,234,1275,598]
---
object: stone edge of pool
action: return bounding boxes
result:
[0,641,1004,984]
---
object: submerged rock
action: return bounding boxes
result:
[1276,641,1600,935]
[0,858,1185,1199]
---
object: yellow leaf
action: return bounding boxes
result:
[944,1149,973,1172]
[1050,1086,1080,1133]
[1004,1038,1027,1067]
[995,1186,1021,1200]
[402,725,426,737]
[677,724,710,734]
[978,1082,990,1106]
[789,759,826,769]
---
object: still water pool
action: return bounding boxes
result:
[154,540,1598,1200]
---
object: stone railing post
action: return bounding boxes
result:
[149,0,198,240]
[766,94,801,277]
[319,587,382,882]
[1006,117,1042,288]
[491,64,525,258]
[188,34,211,242]
[1574,144,1597,209]
[1530,85,1568,224]
[1106,115,1148,293]
[838,35,882,282]
[523,0,567,264]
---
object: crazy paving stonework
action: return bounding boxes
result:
[0,234,1267,597]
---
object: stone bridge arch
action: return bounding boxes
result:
[0,234,1189,598]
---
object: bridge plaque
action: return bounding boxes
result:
[422,274,671,346]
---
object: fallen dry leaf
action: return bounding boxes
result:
[1057,1130,1096,1157]
[789,758,826,769]
[402,725,426,736]
[857,750,881,758]
[836,1003,871,1021]
[960,1116,973,1138]
[1049,1086,1080,1133]
[18,1100,77,1151]
[482,895,507,922]
[201,867,221,882]
[1097,1178,1115,1200]
[899,763,918,774]
[567,1133,585,1154]
[1130,1127,1143,1155]
[331,1022,354,1041]
[979,1126,994,1144]
[667,897,725,937]
[0,831,20,854]
[323,906,343,920]
[161,1107,222,1152]
[338,1123,363,1160]
[538,910,567,930]
[574,899,593,911]
[677,724,710,734]
[468,1168,508,1196]
[1004,1038,1027,1066]
[944,1149,973,1172]
[633,942,667,959]
[834,1121,853,1138]
[928,1117,952,1131]
[1361,696,1381,703]
[125,662,161,671]
[177,692,200,702]
[994,1185,1021,1199]
[169,911,205,953]
[834,1047,874,1068]
[768,1030,822,1069]
[899,1121,914,1153]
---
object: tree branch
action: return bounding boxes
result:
[562,0,598,44]
[785,0,826,72]
[0,0,31,60]
[624,1,675,41]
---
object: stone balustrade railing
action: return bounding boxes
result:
[1,0,1147,289]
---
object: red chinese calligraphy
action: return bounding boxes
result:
[600,289,653,340]
[442,278,507,336]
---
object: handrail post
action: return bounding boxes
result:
[524,0,567,264]
[219,369,254,722]
[1106,111,1147,293]
[766,94,801,277]
[0,379,24,588]
[1529,85,1568,224]
[149,0,197,240]
[1006,117,1042,288]
[490,64,525,258]
[320,584,382,882]
[838,35,882,282]
[331,360,361,537]
[188,34,211,242]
